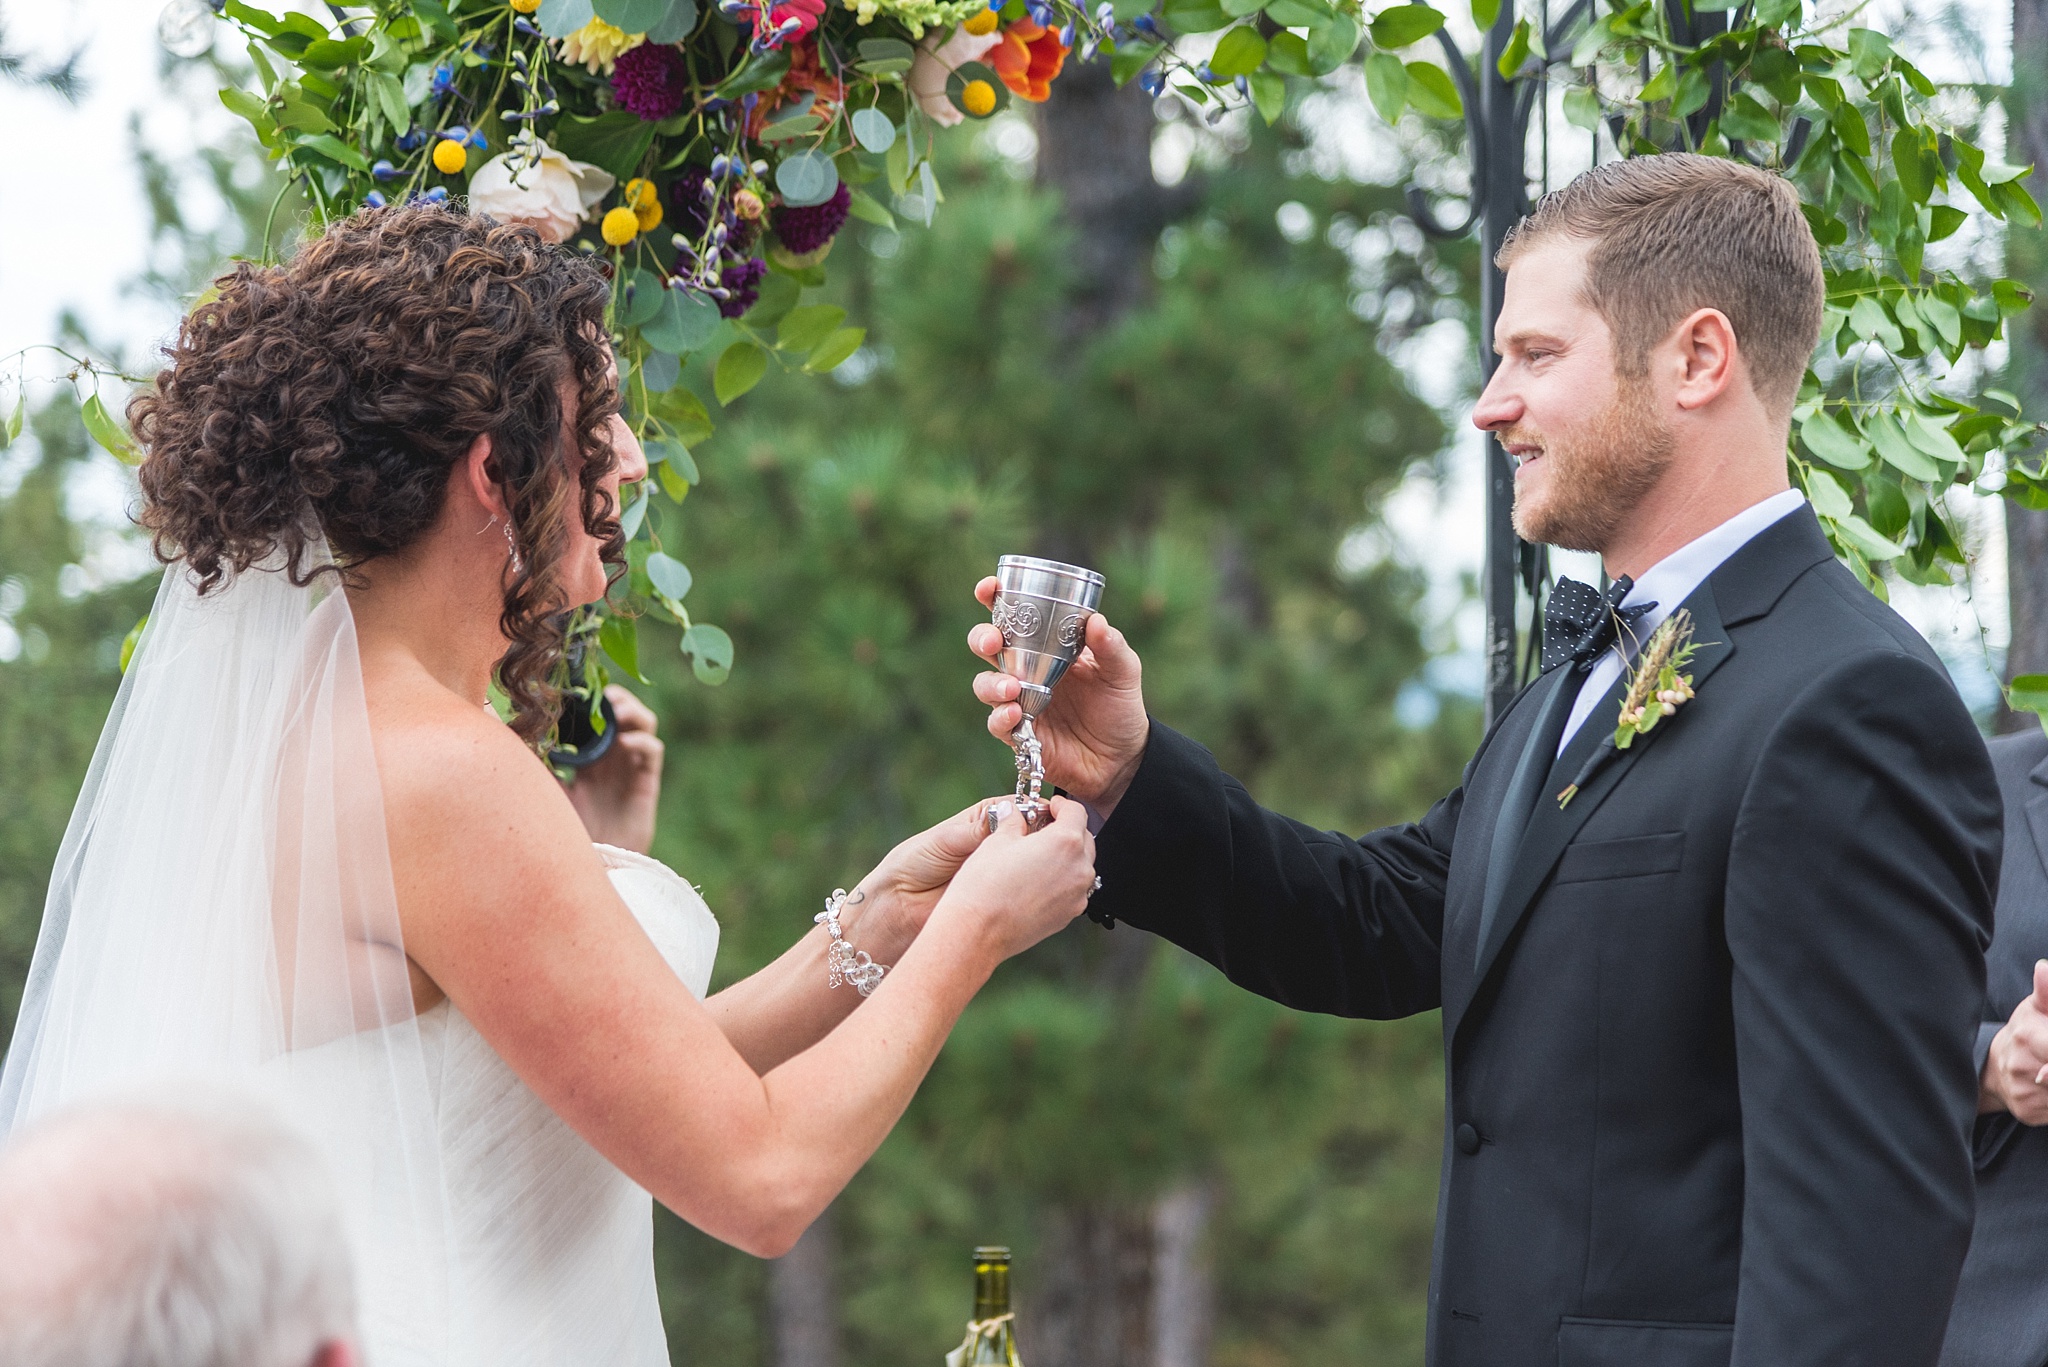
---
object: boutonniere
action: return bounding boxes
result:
[1558,609,1703,809]
[1613,609,1699,749]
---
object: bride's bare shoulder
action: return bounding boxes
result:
[365,676,579,855]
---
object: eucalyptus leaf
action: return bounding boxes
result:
[682,623,735,684]
[619,487,650,543]
[776,149,839,207]
[642,286,722,355]
[851,107,897,153]
[645,550,694,601]
[639,349,681,394]
[535,0,596,37]
[619,268,665,328]
[645,0,697,43]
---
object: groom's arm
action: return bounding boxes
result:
[1089,721,1460,1020]
[1722,651,2000,1367]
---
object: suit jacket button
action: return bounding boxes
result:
[1455,1123,1480,1154]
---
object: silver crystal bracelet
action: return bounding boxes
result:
[816,888,888,997]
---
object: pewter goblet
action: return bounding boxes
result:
[985,556,1104,831]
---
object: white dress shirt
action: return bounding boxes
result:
[1556,488,1807,755]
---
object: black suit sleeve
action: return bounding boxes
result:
[1722,650,1999,1367]
[1087,720,1462,1019]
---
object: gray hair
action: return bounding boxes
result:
[0,1092,357,1367]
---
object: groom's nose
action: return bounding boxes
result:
[1472,369,1522,432]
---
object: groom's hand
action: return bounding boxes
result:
[1982,960,2048,1124]
[968,577,1149,817]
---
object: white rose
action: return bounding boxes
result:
[468,143,617,244]
[909,25,1003,128]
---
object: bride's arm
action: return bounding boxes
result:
[386,714,1093,1259]
[701,803,1000,1073]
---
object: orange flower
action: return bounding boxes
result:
[747,35,848,134]
[986,18,1068,102]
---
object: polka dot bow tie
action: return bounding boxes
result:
[1539,575,1657,674]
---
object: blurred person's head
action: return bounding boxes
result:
[0,1095,357,1367]
[1470,153,1826,578]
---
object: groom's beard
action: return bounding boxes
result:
[1507,376,1676,554]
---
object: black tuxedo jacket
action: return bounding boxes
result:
[1091,508,2001,1367]
[1941,728,2048,1367]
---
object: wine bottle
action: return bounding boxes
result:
[945,1245,1022,1367]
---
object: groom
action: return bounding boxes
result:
[970,153,2001,1367]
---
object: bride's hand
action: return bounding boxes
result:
[837,798,1005,962]
[563,686,664,854]
[931,797,1097,964]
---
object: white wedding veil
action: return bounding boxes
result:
[0,548,452,1362]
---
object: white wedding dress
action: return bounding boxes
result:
[292,844,721,1366]
[0,558,721,1367]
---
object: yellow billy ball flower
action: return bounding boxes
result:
[510,0,541,11]
[961,7,999,33]
[601,206,641,246]
[624,177,663,232]
[432,138,468,174]
[960,78,997,116]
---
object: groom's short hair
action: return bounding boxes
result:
[0,1092,357,1367]
[1497,152,1825,413]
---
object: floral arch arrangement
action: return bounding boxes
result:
[194,0,1177,721]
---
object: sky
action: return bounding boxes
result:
[0,0,2025,709]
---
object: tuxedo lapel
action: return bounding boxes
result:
[1468,580,1738,992]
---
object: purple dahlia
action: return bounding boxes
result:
[772,182,850,256]
[718,258,769,318]
[611,43,689,121]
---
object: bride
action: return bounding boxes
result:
[0,203,1098,1364]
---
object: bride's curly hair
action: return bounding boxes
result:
[132,203,621,746]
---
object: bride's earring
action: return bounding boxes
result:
[503,522,523,575]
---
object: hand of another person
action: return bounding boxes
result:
[967,578,1150,817]
[932,797,1098,964]
[1982,960,2048,1124]
[564,686,664,855]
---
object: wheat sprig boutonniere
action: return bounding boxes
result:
[1614,609,1700,750]
[1556,609,1706,809]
